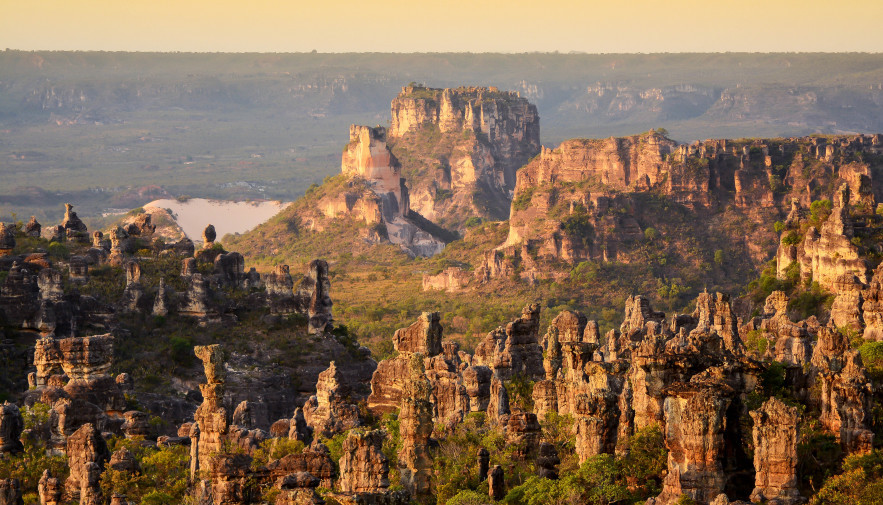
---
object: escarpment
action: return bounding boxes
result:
[473,132,883,288]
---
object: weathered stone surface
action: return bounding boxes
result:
[861,263,883,341]
[152,278,173,316]
[121,261,144,311]
[757,291,812,366]
[62,203,88,239]
[122,411,151,439]
[831,274,865,332]
[655,385,731,505]
[274,472,323,505]
[397,354,433,497]
[288,408,313,444]
[265,265,296,314]
[393,312,442,355]
[749,397,802,505]
[477,448,490,482]
[488,465,505,500]
[389,85,540,223]
[473,303,543,380]
[338,430,389,494]
[38,470,63,505]
[108,447,141,474]
[462,365,493,413]
[267,441,336,489]
[813,333,875,454]
[301,260,333,334]
[69,256,89,284]
[24,216,41,238]
[303,362,360,438]
[421,267,470,292]
[125,213,155,237]
[0,402,23,454]
[65,423,109,505]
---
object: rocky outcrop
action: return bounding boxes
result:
[393,311,443,355]
[655,384,731,505]
[65,423,109,505]
[397,354,433,497]
[38,470,63,505]
[389,85,540,223]
[62,203,88,240]
[505,412,542,460]
[203,224,217,246]
[302,362,360,438]
[812,328,875,453]
[121,261,144,311]
[338,430,390,494]
[536,442,560,480]
[472,303,542,380]
[24,216,41,238]
[367,313,444,413]
[0,480,22,505]
[32,334,126,414]
[336,125,445,257]
[0,402,23,454]
[192,344,236,504]
[421,267,470,293]
[778,184,872,293]
[0,224,14,256]
[749,397,802,505]
[266,441,337,489]
[301,260,333,334]
[488,465,505,500]
[273,472,323,505]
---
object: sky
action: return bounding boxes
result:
[1,0,882,53]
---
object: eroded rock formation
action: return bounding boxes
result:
[749,397,802,505]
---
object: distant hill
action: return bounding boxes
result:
[4,51,883,224]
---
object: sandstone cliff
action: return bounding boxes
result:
[388,85,540,227]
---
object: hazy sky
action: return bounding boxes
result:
[2,0,882,53]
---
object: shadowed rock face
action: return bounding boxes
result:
[0,403,23,454]
[302,259,333,334]
[750,397,802,505]
[0,479,22,505]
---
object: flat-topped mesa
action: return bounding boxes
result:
[390,86,539,167]
[388,85,540,223]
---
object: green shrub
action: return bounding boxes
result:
[47,241,69,259]
[511,188,535,212]
[812,450,883,505]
